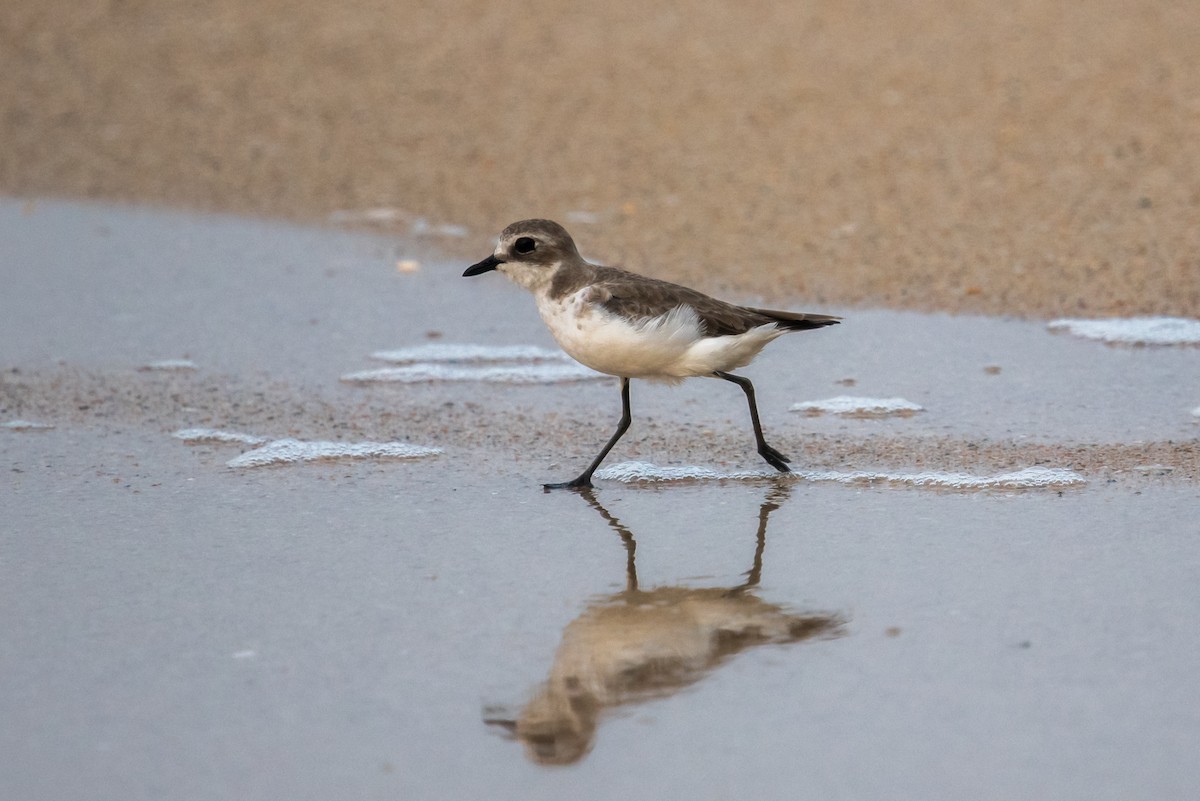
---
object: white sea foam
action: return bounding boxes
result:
[369,344,572,364]
[2,419,54,430]
[594,461,1085,490]
[342,363,605,384]
[141,359,199,371]
[1047,317,1200,345]
[790,396,924,416]
[1192,406,1200,419]
[226,438,442,468]
[596,463,771,482]
[348,343,603,383]
[172,428,269,445]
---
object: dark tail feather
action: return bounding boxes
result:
[747,307,841,331]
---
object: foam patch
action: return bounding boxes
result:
[140,359,199,371]
[172,428,269,445]
[347,343,605,384]
[2,419,54,430]
[226,438,442,468]
[1047,317,1200,345]
[790,396,924,416]
[369,344,571,364]
[594,461,1086,490]
[342,363,604,384]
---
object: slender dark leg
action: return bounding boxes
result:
[544,377,632,490]
[714,371,790,472]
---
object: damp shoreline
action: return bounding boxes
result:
[3,198,1199,801]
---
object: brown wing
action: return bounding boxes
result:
[590,267,840,336]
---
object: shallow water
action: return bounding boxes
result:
[5,424,1199,800]
[3,199,1199,800]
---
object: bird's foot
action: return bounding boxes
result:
[759,444,792,473]
[543,476,594,491]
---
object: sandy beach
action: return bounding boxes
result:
[4,5,1200,798]
[3,0,1198,317]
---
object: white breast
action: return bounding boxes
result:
[535,289,785,382]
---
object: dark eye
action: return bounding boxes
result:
[514,236,536,254]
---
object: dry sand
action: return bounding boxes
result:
[3,0,1199,318]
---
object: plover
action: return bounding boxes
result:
[464,219,840,489]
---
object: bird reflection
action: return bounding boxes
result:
[486,482,844,765]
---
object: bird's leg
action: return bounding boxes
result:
[714,371,791,472]
[544,377,632,490]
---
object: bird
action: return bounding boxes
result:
[463,219,840,489]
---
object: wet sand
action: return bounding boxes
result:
[5,364,1199,485]
[3,200,1200,800]
[3,0,1199,318]
[3,199,1198,485]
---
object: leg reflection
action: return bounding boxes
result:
[487,481,843,765]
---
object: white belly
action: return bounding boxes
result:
[535,290,784,382]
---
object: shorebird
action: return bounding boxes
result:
[464,219,840,489]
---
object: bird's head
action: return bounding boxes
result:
[464,219,581,292]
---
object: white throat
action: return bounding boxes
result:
[499,259,562,294]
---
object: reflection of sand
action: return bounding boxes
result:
[490,487,843,764]
[3,1,1198,318]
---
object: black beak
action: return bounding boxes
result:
[463,254,503,277]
